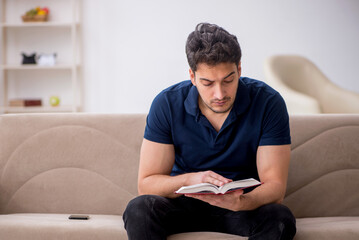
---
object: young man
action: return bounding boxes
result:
[123,23,296,240]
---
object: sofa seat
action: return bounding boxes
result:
[295,217,359,240]
[0,213,247,240]
[0,214,127,240]
[169,217,359,240]
[170,217,359,240]
[0,213,246,240]
[1,214,357,240]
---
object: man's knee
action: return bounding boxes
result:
[124,195,154,218]
[258,203,296,239]
[259,203,294,219]
[123,195,168,223]
[123,195,174,239]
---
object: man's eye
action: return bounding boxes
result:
[224,80,234,84]
[203,82,213,86]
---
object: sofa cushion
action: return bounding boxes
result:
[0,214,126,240]
[295,217,359,240]
[169,217,359,240]
[0,114,146,215]
[0,214,248,240]
[2,214,357,240]
[285,114,359,217]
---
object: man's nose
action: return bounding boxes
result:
[214,84,225,100]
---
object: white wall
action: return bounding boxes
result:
[53,0,359,112]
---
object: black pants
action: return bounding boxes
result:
[123,195,296,240]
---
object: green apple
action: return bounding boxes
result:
[49,96,60,107]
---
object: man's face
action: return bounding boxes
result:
[190,62,241,114]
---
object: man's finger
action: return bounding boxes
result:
[208,172,232,186]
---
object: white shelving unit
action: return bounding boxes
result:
[0,0,82,114]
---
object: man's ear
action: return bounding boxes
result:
[189,68,196,86]
[237,62,242,77]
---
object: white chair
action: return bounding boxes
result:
[264,55,359,114]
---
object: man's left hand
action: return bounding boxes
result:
[185,189,244,211]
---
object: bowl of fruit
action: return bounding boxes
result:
[22,7,50,22]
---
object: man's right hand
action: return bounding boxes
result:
[185,170,232,187]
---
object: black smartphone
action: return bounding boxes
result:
[68,214,90,220]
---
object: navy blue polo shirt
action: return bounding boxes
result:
[144,77,291,181]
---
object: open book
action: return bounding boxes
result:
[175,178,261,195]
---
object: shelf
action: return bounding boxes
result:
[1,0,82,114]
[0,22,79,28]
[1,64,79,70]
[0,106,77,113]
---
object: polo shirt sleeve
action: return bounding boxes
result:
[259,93,291,146]
[144,92,173,144]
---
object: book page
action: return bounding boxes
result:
[219,178,261,194]
[175,182,220,194]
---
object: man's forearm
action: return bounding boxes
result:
[138,174,188,198]
[238,181,286,211]
[139,170,232,198]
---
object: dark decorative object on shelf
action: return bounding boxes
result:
[21,53,36,64]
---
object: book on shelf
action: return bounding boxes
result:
[9,99,42,107]
[175,178,261,195]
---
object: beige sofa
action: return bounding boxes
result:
[0,113,358,240]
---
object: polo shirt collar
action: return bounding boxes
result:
[184,77,250,120]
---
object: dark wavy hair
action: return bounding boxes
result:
[186,23,242,72]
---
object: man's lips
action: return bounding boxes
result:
[213,100,227,106]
